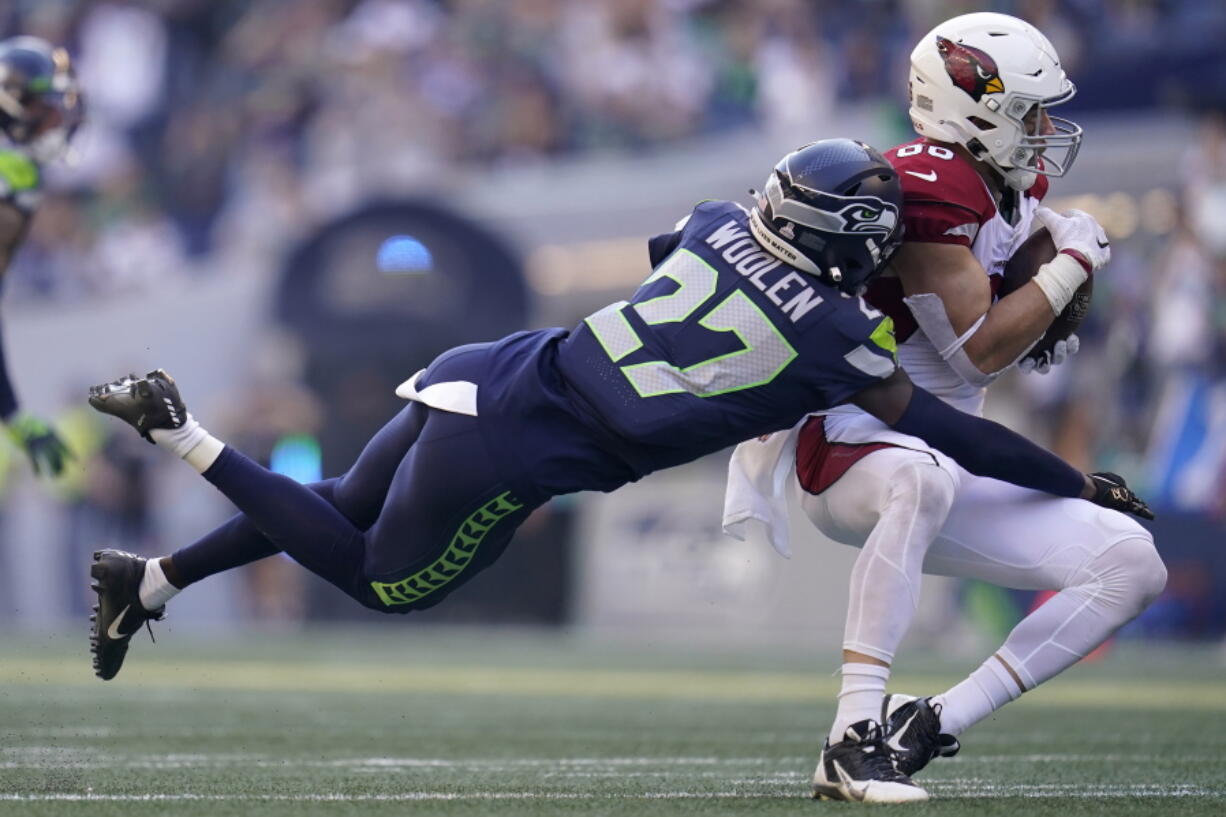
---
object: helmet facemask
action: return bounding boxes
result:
[960,86,1082,190]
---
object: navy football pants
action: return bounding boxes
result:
[172,400,539,613]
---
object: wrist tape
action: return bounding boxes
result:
[1031,252,1088,315]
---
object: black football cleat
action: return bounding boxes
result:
[87,369,187,442]
[812,719,928,803]
[882,694,961,776]
[89,549,163,681]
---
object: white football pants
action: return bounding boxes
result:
[800,447,1166,691]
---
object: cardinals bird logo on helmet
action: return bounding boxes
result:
[936,36,1005,101]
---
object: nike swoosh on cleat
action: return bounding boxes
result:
[832,761,869,801]
[905,169,938,182]
[106,605,131,640]
[887,711,919,753]
[1097,239,1109,247]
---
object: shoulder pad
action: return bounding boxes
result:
[691,199,745,221]
[829,293,893,349]
[828,297,898,379]
[0,151,42,214]
[678,199,747,238]
[886,141,992,246]
[887,141,993,215]
[650,201,742,267]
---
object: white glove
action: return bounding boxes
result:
[1035,208,1111,272]
[1019,334,1080,375]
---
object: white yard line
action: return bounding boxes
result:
[0,784,1220,801]
[0,754,803,770]
[0,751,1199,770]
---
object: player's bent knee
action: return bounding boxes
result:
[891,459,957,523]
[1118,532,1162,608]
[1093,533,1167,618]
[803,449,955,546]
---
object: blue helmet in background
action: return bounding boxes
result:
[749,138,903,294]
[0,35,83,161]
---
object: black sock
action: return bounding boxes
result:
[171,479,340,585]
[198,447,366,597]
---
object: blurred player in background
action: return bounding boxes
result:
[85,141,1148,805]
[724,12,1165,803]
[0,35,81,476]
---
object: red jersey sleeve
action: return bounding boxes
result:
[886,140,994,248]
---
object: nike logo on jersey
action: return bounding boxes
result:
[107,605,132,640]
[905,170,938,182]
[1097,239,1110,248]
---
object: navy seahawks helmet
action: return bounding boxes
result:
[0,36,82,161]
[749,139,903,294]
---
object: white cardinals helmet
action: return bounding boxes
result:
[907,12,1081,191]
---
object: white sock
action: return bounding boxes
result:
[149,413,224,473]
[139,557,180,611]
[829,662,891,743]
[931,654,1024,736]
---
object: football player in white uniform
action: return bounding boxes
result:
[723,12,1165,803]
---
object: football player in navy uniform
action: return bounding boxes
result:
[86,142,1149,797]
[0,36,82,476]
[724,13,1165,803]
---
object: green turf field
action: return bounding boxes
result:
[1,628,1224,815]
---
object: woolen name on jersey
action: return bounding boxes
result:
[705,219,825,323]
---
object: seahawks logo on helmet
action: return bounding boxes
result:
[837,202,899,236]
[762,172,899,241]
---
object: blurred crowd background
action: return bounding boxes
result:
[1,0,1225,648]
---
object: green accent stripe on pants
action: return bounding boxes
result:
[370,492,523,607]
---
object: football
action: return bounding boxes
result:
[998,226,1093,364]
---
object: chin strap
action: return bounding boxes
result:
[999,165,1038,192]
[978,151,1036,193]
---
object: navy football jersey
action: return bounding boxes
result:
[555,200,898,474]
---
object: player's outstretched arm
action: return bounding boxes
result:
[0,198,27,273]
[850,369,1153,519]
